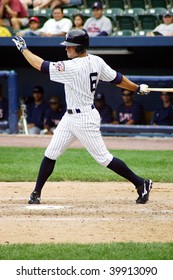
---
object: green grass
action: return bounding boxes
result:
[0,147,173,182]
[0,243,173,260]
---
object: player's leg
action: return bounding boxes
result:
[73,109,152,203]
[28,114,76,204]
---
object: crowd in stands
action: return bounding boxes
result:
[1,1,173,37]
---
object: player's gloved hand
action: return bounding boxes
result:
[12,36,27,52]
[136,84,150,95]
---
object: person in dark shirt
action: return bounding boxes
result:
[0,83,8,130]
[114,89,144,125]
[26,85,49,134]
[151,92,173,125]
[94,92,114,124]
[42,96,65,134]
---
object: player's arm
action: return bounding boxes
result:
[12,36,44,71]
[112,74,150,95]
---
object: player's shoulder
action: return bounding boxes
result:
[88,53,104,62]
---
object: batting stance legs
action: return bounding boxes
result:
[29,109,152,205]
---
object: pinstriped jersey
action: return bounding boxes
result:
[49,54,117,109]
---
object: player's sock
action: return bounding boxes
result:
[34,156,56,194]
[107,157,143,188]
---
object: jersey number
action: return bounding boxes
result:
[90,72,98,93]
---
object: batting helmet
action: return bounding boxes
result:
[60,29,89,53]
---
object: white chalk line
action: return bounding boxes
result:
[1,216,173,222]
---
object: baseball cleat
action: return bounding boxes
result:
[28,191,41,204]
[136,179,153,204]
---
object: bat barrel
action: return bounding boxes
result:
[147,88,173,92]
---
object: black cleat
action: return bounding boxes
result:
[136,179,153,204]
[28,191,41,204]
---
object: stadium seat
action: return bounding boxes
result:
[135,29,153,36]
[28,9,51,28]
[129,0,148,9]
[63,8,80,19]
[108,0,126,9]
[113,29,135,36]
[150,0,169,9]
[28,8,52,17]
[104,8,124,17]
[81,8,92,21]
[146,7,167,16]
[138,14,159,30]
[124,7,145,17]
[116,15,138,31]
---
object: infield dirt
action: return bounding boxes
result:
[0,182,173,244]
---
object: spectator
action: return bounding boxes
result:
[39,6,72,37]
[0,24,12,36]
[26,85,49,134]
[16,16,40,36]
[33,0,83,10]
[83,1,112,37]
[0,84,8,131]
[0,0,29,34]
[147,11,173,36]
[114,89,144,125]
[94,92,114,124]
[72,13,84,30]
[42,96,65,134]
[151,92,173,125]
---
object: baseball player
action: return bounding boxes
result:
[12,29,152,205]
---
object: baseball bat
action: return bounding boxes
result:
[147,88,173,92]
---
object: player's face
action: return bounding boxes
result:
[65,46,78,58]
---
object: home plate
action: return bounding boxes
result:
[25,205,72,210]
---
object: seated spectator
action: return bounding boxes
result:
[83,2,112,37]
[0,0,29,34]
[0,25,12,36]
[42,96,65,134]
[151,92,173,125]
[16,16,40,36]
[94,92,114,124]
[113,89,144,125]
[147,11,173,36]
[39,6,72,37]
[33,0,82,11]
[26,85,49,134]
[72,13,84,30]
[0,84,8,130]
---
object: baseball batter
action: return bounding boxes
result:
[12,29,152,205]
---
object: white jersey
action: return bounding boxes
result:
[49,54,117,109]
[40,18,72,35]
[83,15,112,37]
[153,23,173,36]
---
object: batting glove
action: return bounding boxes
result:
[136,84,150,95]
[12,36,27,53]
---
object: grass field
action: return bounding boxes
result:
[0,243,173,260]
[0,147,173,182]
[0,147,173,260]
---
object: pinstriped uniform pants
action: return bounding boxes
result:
[45,108,113,167]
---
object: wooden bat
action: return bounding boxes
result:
[147,88,173,92]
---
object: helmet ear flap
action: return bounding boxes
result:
[75,46,86,54]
